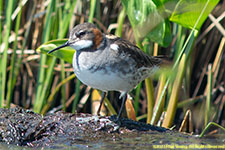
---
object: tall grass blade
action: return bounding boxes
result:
[6,0,23,107]
[34,1,55,113]
[0,0,2,44]
[212,37,225,87]
[88,0,96,23]
[162,54,187,127]
[199,122,225,137]
[115,8,126,37]
[0,0,2,101]
[205,64,212,127]
[13,1,35,96]
[58,0,77,112]
[72,79,81,113]
[145,78,155,124]
[134,83,142,115]
[0,0,14,107]
[41,74,76,115]
[151,74,166,125]
[159,0,210,127]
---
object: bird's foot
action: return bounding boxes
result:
[108,115,122,131]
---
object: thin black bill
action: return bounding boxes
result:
[47,41,69,54]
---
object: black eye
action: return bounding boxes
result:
[76,30,86,37]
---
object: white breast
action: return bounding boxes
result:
[72,52,135,93]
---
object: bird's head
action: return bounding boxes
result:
[48,23,103,54]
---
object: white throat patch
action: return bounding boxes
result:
[70,40,93,51]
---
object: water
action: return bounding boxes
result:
[1,131,224,149]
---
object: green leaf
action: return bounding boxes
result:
[121,0,219,46]
[169,0,220,30]
[144,19,172,47]
[121,0,172,47]
[37,39,75,64]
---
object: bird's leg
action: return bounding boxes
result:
[117,93,127,120]
[97,91,107,116]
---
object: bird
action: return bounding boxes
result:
[48,22,166,120]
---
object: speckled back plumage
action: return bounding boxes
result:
[107,36,164,68]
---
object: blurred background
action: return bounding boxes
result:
[0,0,224,135]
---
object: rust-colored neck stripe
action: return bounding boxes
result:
[92,28,103,49]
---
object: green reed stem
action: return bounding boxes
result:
[146,78,155,124]
[59,0,77,112]
[6,0,23,107]
[34,1,55,113]
[0,0,14,107]
[115,7,126,37]
[0,0,2,102]
[152,30,198,127]
[151,74,166,125]
[162,54,187,127]
[199,122,225,137]
[205,64,212,127]
[72,79,81,113]
[39,57,57,112]
[88,0,96,23]
[7,1,35,109]
[41,74,76,115]
[0,0,2,44]
[154,0,209,127]
[134,83,142,115]
[95,0,101,21]
[60,60,66,111]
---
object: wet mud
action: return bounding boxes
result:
[0,107,224,149]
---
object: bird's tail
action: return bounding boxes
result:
[154,55,173,67]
